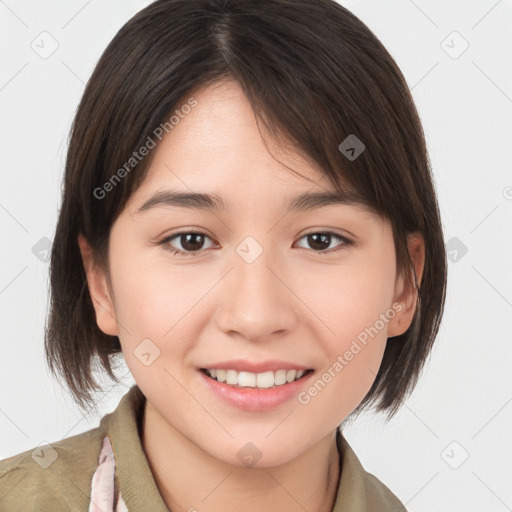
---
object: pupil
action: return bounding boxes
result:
[308,233,330,251]
[182,233,203,251]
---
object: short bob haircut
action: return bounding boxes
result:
[45,0,447,418]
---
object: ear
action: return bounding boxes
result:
[387,232,425,338]
[77,233,119,336]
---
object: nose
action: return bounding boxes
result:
[215,242,299,342]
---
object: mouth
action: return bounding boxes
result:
[200,368,314,389]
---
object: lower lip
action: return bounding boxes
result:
[198,369,314,412]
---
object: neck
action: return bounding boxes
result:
[141,400,341,512]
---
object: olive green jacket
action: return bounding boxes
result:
[0,385,407,511]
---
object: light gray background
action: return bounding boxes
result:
[1,1,511,510]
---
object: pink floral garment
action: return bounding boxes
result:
[89,436,129,512]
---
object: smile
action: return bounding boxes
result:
[201,368,312,389]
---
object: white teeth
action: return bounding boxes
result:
[274,369,287,385]
[238,371,256,387]
[204,368,308,388]
[226,369,238,385]
[256,371,274,388]
[286,370,297,383]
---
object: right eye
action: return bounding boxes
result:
[159,231,217,257]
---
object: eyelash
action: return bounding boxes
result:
[158,229,353,257]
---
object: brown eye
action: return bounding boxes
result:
[295,232,352,254]
[177,233,206,251]
[160,231,215,256]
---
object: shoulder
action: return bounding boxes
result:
[335,430,407,511]
[0,426,104,511]
[360,471,406,511]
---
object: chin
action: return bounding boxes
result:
[203,433,308,469]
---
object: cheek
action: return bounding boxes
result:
[110,245,201,326]
[298,341,386,426]
[292,252,395,413]
[110,257,205,401]
[108,248,210,372]
[296,271,392,422]
[297,251,397,343]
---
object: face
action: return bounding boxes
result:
[79,79,419,467]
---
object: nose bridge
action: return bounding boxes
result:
[216,236,297,340]
[233,238,285,313]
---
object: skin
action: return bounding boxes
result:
[78,79,424,512]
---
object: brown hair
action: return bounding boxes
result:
[45,0,447,417]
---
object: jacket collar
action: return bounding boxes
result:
[100,384,405,511]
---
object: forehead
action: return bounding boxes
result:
[125,79,375,220]
[147,80,326,183]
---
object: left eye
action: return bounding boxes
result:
[159,230,352,257]
[295,232,351,253]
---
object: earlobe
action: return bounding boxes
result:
[387,232,425,338]
[77,233,119,336]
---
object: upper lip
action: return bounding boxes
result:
[200,359,312,373]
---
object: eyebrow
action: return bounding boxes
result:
[134,189,370,215]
